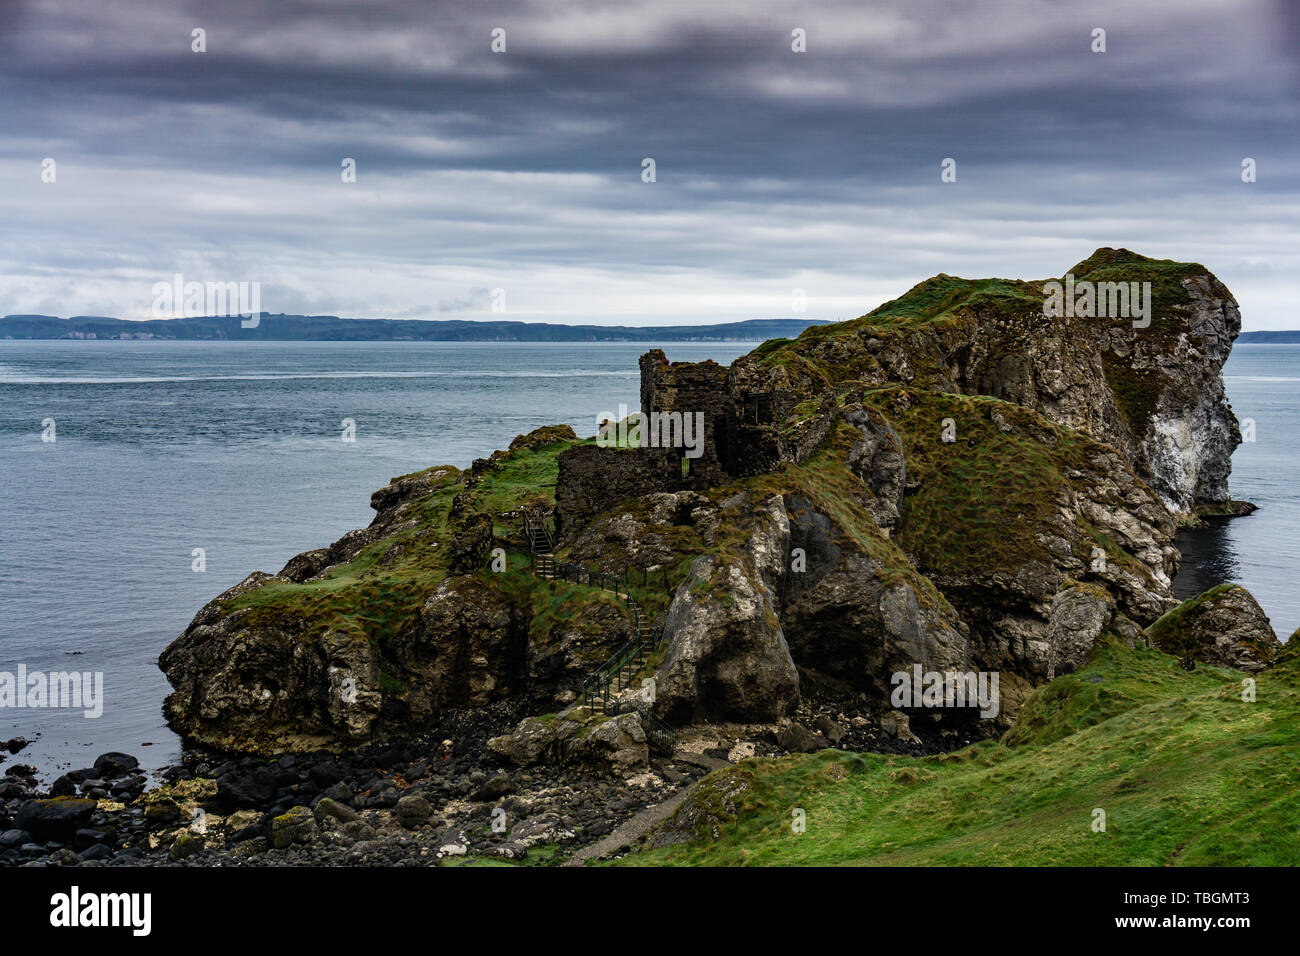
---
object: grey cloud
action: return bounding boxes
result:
[0,0,1296,327]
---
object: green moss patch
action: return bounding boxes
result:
[224,439,576,651]
[859,388,1088,578]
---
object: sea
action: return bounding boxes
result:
[0,340,1295,778]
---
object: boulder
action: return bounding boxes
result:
[15,797,97,843]
[92,752,139,779]
[489,711,649,775]
[312,797,359,825]
[654,496,799,723]
[487,717,557,767]
[395,794,433,829]
[777,722,830,753]
[563,713,649,772]
[880,710,921,745]
[472,774,514,802]
[170,831,204,861]
[270,806,318,849]
[1146,584,1281,672]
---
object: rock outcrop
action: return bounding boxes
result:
[160,429,624,754]
[780,493,969,696]
[750,249,1243,516]
[159,250,1258,755]
[487,710,649,774]
[653,496,800,723]
[1146,584,1282,672]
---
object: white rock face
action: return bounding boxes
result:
[1139,277,1243,513]
[1148,408,1217,515]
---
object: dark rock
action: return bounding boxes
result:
[144,799,181,827]
[321,781,354,805]
[777,723,830,753]
[15,798,97,842]
[73,829,109,851]
[308,762,345,788]
[230,824,264,844]
[92,752,140,779]
[813,715,846,744]
[472,774,513,802]
[78,843,112,862]
[395,794,432,829]
[312,797,359,824]
[217,776,276,811]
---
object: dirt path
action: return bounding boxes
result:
[562,752,730,866]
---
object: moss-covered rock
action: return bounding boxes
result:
[488,709,649,775]
[159,252,1252,754]
[159,426,636,754]
[1146,583,1281,672]
[270,805,318,849]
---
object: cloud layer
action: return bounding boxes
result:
[1,0,1297,327]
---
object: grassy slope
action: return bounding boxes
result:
[220,439,583,648]
[865,387,1099,578]
[755,251,1206,439]
[784,249,1199,346]
[622,638,1300,865]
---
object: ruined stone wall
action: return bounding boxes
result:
[554,444,685,541]
[639,350,732,485]
[640,349,824,479]
[553,349,831,542]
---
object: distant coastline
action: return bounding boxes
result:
[5,313,1295,344]
[0,314,827,343]
[1236,330,1300,344]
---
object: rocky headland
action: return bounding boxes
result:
[3,249,1289,867]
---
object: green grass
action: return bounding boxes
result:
[848,386,1147,581]
[752,250,1207,391]
[225,440,572,642]
[620,637,1300,865]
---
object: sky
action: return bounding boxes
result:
[1,0,1298,329]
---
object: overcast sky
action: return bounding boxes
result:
[1,0,1297,328]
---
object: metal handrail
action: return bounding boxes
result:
[520,510,673,724]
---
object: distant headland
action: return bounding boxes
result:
[0,314,828,343]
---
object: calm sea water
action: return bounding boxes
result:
[1,340,1295,778]
[1172,344,1300,635]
